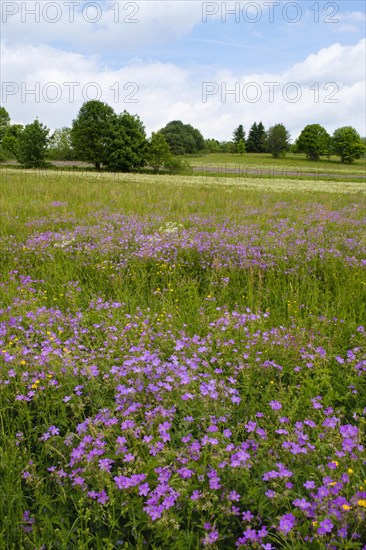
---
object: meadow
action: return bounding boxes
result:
[0,168,365,549]
[189,153,366,176]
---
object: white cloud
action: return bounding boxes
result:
[0,1,204,51]
[336,10,366,33]
[288,40,366,85]
[1,39,365,140]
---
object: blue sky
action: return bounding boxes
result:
[1,1,365,140]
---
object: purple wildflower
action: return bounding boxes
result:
[269,400,282,410]
[278,513,296,534]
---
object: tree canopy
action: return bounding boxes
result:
[104,111,147,172]
[71,100,116,170]
[233,125,245,151]
[246,122,267,153]
[0,107,11,143]
[0,123,23,159]
[205,138,221,153]
[16,119,50,168]
[296,124,330,161]
[237,139,246,156]
[266,124,290,158]
[147,132,172,173]
[159,121,205,155]
[48,127,76,161]
[71,101,148,172]
[332,126,365,164]
[2,103,365,171]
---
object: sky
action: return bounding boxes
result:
[0,0,365,141]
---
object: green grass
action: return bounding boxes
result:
[0,169,365,548]
[188,152,366,175]
[1,169,365,323]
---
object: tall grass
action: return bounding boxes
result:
[0,169,365,548]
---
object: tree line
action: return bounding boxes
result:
[0,102,365,171]
[226,122,365,163]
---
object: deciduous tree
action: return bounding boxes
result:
[205,138,221,153]
[266,123,290,158]
[104,111,147,172]
[0,106,10,143]
[16,119,49,167]
[296,124,329,161]
[237,139,246,156]
[0,124,23,159]
[159,121,205,155]
[48,127,76,161]
[71,100,115,170]
[233,124,245,151]
[147,132,172,173]
[332,126,365,163]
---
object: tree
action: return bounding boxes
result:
[332,126,365,164]
[16,119,50,167]
[0,124,23,159]
[159,121,205,155]
[257,122,267,152]
[266,123,290,158]
[0,106,10,143]
[205,138,221,153]
[296,124,330,161]
[237,139,246,156]
[147,132,172,173]
[185,123,205,152]
[246,121,267,153]
[233,124,245,151]
[71,100,115,170]
[220,141,235,153]
[104,111,147,172]
[48,127,77,161]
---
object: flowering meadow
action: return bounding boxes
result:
[1,169,365,549]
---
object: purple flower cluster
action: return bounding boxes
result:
[1,200,365,547]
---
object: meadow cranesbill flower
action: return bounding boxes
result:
[202,527,219,546]
[1,197,366,548]
[278,513,296,534]
[229,491,241,502]
[269,400,282,410]
[21,511,35,533]
[241,510,254,522]
[317,518,334,535]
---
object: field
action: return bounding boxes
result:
[189,153,366,176]
[0,168,365,549]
